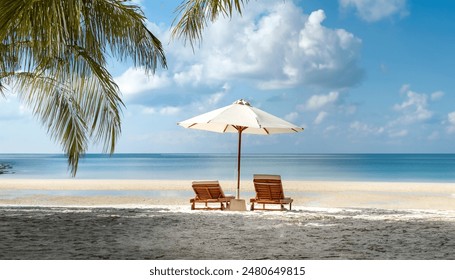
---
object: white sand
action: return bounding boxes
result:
[2,179,455,259]
[1,204,455,259]
[1,179,454,210]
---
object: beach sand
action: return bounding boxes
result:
[1,179,455,210]
[1,179,455,259]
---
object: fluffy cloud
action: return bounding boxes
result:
[115,67,171,96]
[139,84,229,117]
[285,112,299,122]
[346,84,455,144]
[350,121,384,135]
[379,86,444,139]
[301,91,339,111]
[350,86,446,141]
[0,97,30,121]
[388,129,408,138]
[314,111,328,124]
[293,10,363,89]
[393,89,433,125]
[142,106,181,116]
[114,0,363,112]
[172,1,363,90]
[447,112,455,133]
[431,91,445,101]
[173,64,203,87]
[340,0,408,22]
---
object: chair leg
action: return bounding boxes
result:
[191,202,195,210]
[250,202,255,211]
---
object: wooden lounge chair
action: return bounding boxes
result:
[190,181,235,210]
[250,174,293,211]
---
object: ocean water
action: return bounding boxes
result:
[1,153,455,182]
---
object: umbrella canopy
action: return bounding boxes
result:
[178,99,304,199]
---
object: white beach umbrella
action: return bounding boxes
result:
[178,99,304,199]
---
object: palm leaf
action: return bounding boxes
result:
[14,72,89,176]
[171,0,248,47]
[0,0,167,175]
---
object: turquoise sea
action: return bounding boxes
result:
[1,153,455,182]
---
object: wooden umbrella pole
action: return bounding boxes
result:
[235,126,248,199]
[237,129,242,199]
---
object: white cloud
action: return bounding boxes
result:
[137,84,230,119]
[302,91,339,111]
[18,104,31,116]
[142,106,181,116]
[285,112,299,122]
[340,0,408,22]
[350,121,384,135]
[314,111,328,124]
[0,97,32,121]
[206,92,225,106]
[114,67,171,96]
[447,112,455,134]
[400,84,410,94]
[117,0,363,111]
[324,125,336,133]
[173,64,203,87]
[188,87,231,113]
[393,89,433,124]
[448,112,455,124]
[388,129,408,138]
[431,91,444,101]
[349,86,444,141]
[171,1,363,90]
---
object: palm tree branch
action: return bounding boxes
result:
[0,0,167,175]
[171,0,248,47]
[13,72,89,176]
[80,0,167,72]
[68,45,124,153]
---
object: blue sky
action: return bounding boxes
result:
[1,0,455,154]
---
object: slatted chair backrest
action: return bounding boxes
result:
[192,181,224,199]
[253,174,284,200]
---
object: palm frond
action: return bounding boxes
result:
[171,0,248,47]
[14,72,89,176]
[68,45,123,154]
[0,0,167,175]
[0,83,4,97]
[0,0,167,73]
[80,0,167,72]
